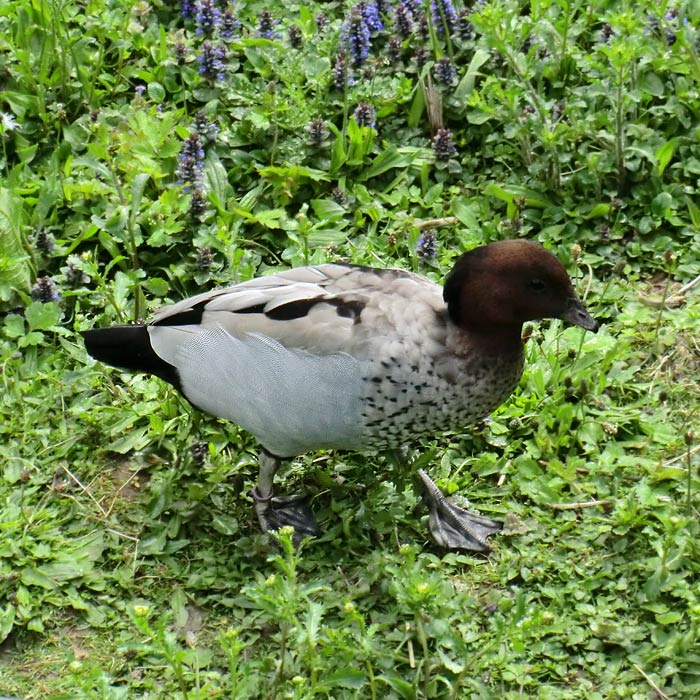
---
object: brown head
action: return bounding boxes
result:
[443,240,597,341]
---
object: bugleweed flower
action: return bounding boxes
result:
[332,53,353,90]
[177,133,205,188]
[646,14,660,36]
[181,0,195,18]
[196,247,214,271]
[221,8,241,39]
[195,0,220,37]
[194,110,219,142]
[191,441,209,465]
[552,102,565,122]
[175,43,188,64]
[288,25,303,48]
[31,276,60,303]
[359,1,383,32]
[395,2,414,38]
[663,11,680,46]
[134,84,146,98]
[35,228,55,255]
[433,56,456,85]
[316,13,329,31]
[353,102,375,128]
[375,0,390,14]
[387,36,402,63]
[256,10,280,39]
[599,23,614,42]
[307,118,329,147]
[416,228,438,259]
[197,42,226,81]
[413,46,429,69]
[343,7,371,66]
[417,13,430,40]
[189,188,207,217]
[61,256,91,287]
[457,9,474,39]
[432,128,457,161]
[431,0,457,34]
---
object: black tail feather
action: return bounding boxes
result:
[81,326,180,387]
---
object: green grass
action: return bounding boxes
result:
[2,0,700,697]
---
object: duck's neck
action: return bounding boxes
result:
[448,321,524,360]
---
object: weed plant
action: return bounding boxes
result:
[1,0,700,698]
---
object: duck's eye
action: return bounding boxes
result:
[528,279,546,293]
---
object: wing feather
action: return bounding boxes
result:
[149,262,442,357]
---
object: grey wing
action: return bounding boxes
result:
[151,327,367,456]
[150,262,436,355]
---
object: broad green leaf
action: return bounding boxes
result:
[407,83,425,129]
[310,199,346,221]
[3,314,25,338]
[0,187,30,300]
[483,182,553,208]
[329,125,346,175]
[257,164,329,183]
[21,568,57,590]
[205,152,232,213]
[211,513,239,536]
[147,81,165,102]
[129,172,150,231]
[25,301,61,331]
[451,198,480,229]
[651,191,674,217]
[320,670,366,689]
[0,604,16,644]
[108,426,150,454]
[302,54,330,82]
[308,228,349,247]
[584,203,612,219]
[36,561,95,583]
[685,196,700,227]
[143,276,170,297]
[18,330,44,347]
[655,138,677,176]
[454,48,490,103]
[360,147,418,181]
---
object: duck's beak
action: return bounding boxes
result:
[563,297,598,332]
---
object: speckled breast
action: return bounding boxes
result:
[358,349,525,449]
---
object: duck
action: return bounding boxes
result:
[82,239,597,552]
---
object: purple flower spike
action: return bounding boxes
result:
[431,0,458,34]
[31,276,60,303]
[432,128,457,161]
[195,0,220,37]
[177,132,205,188]
[353,102,376,128]
[197,42,226,81]
[342,7,372,67]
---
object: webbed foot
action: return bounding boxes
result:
[417,469,502,552]
[252,487,322,542]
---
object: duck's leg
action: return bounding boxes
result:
[252,451,322,539]
[416,469,502,552]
